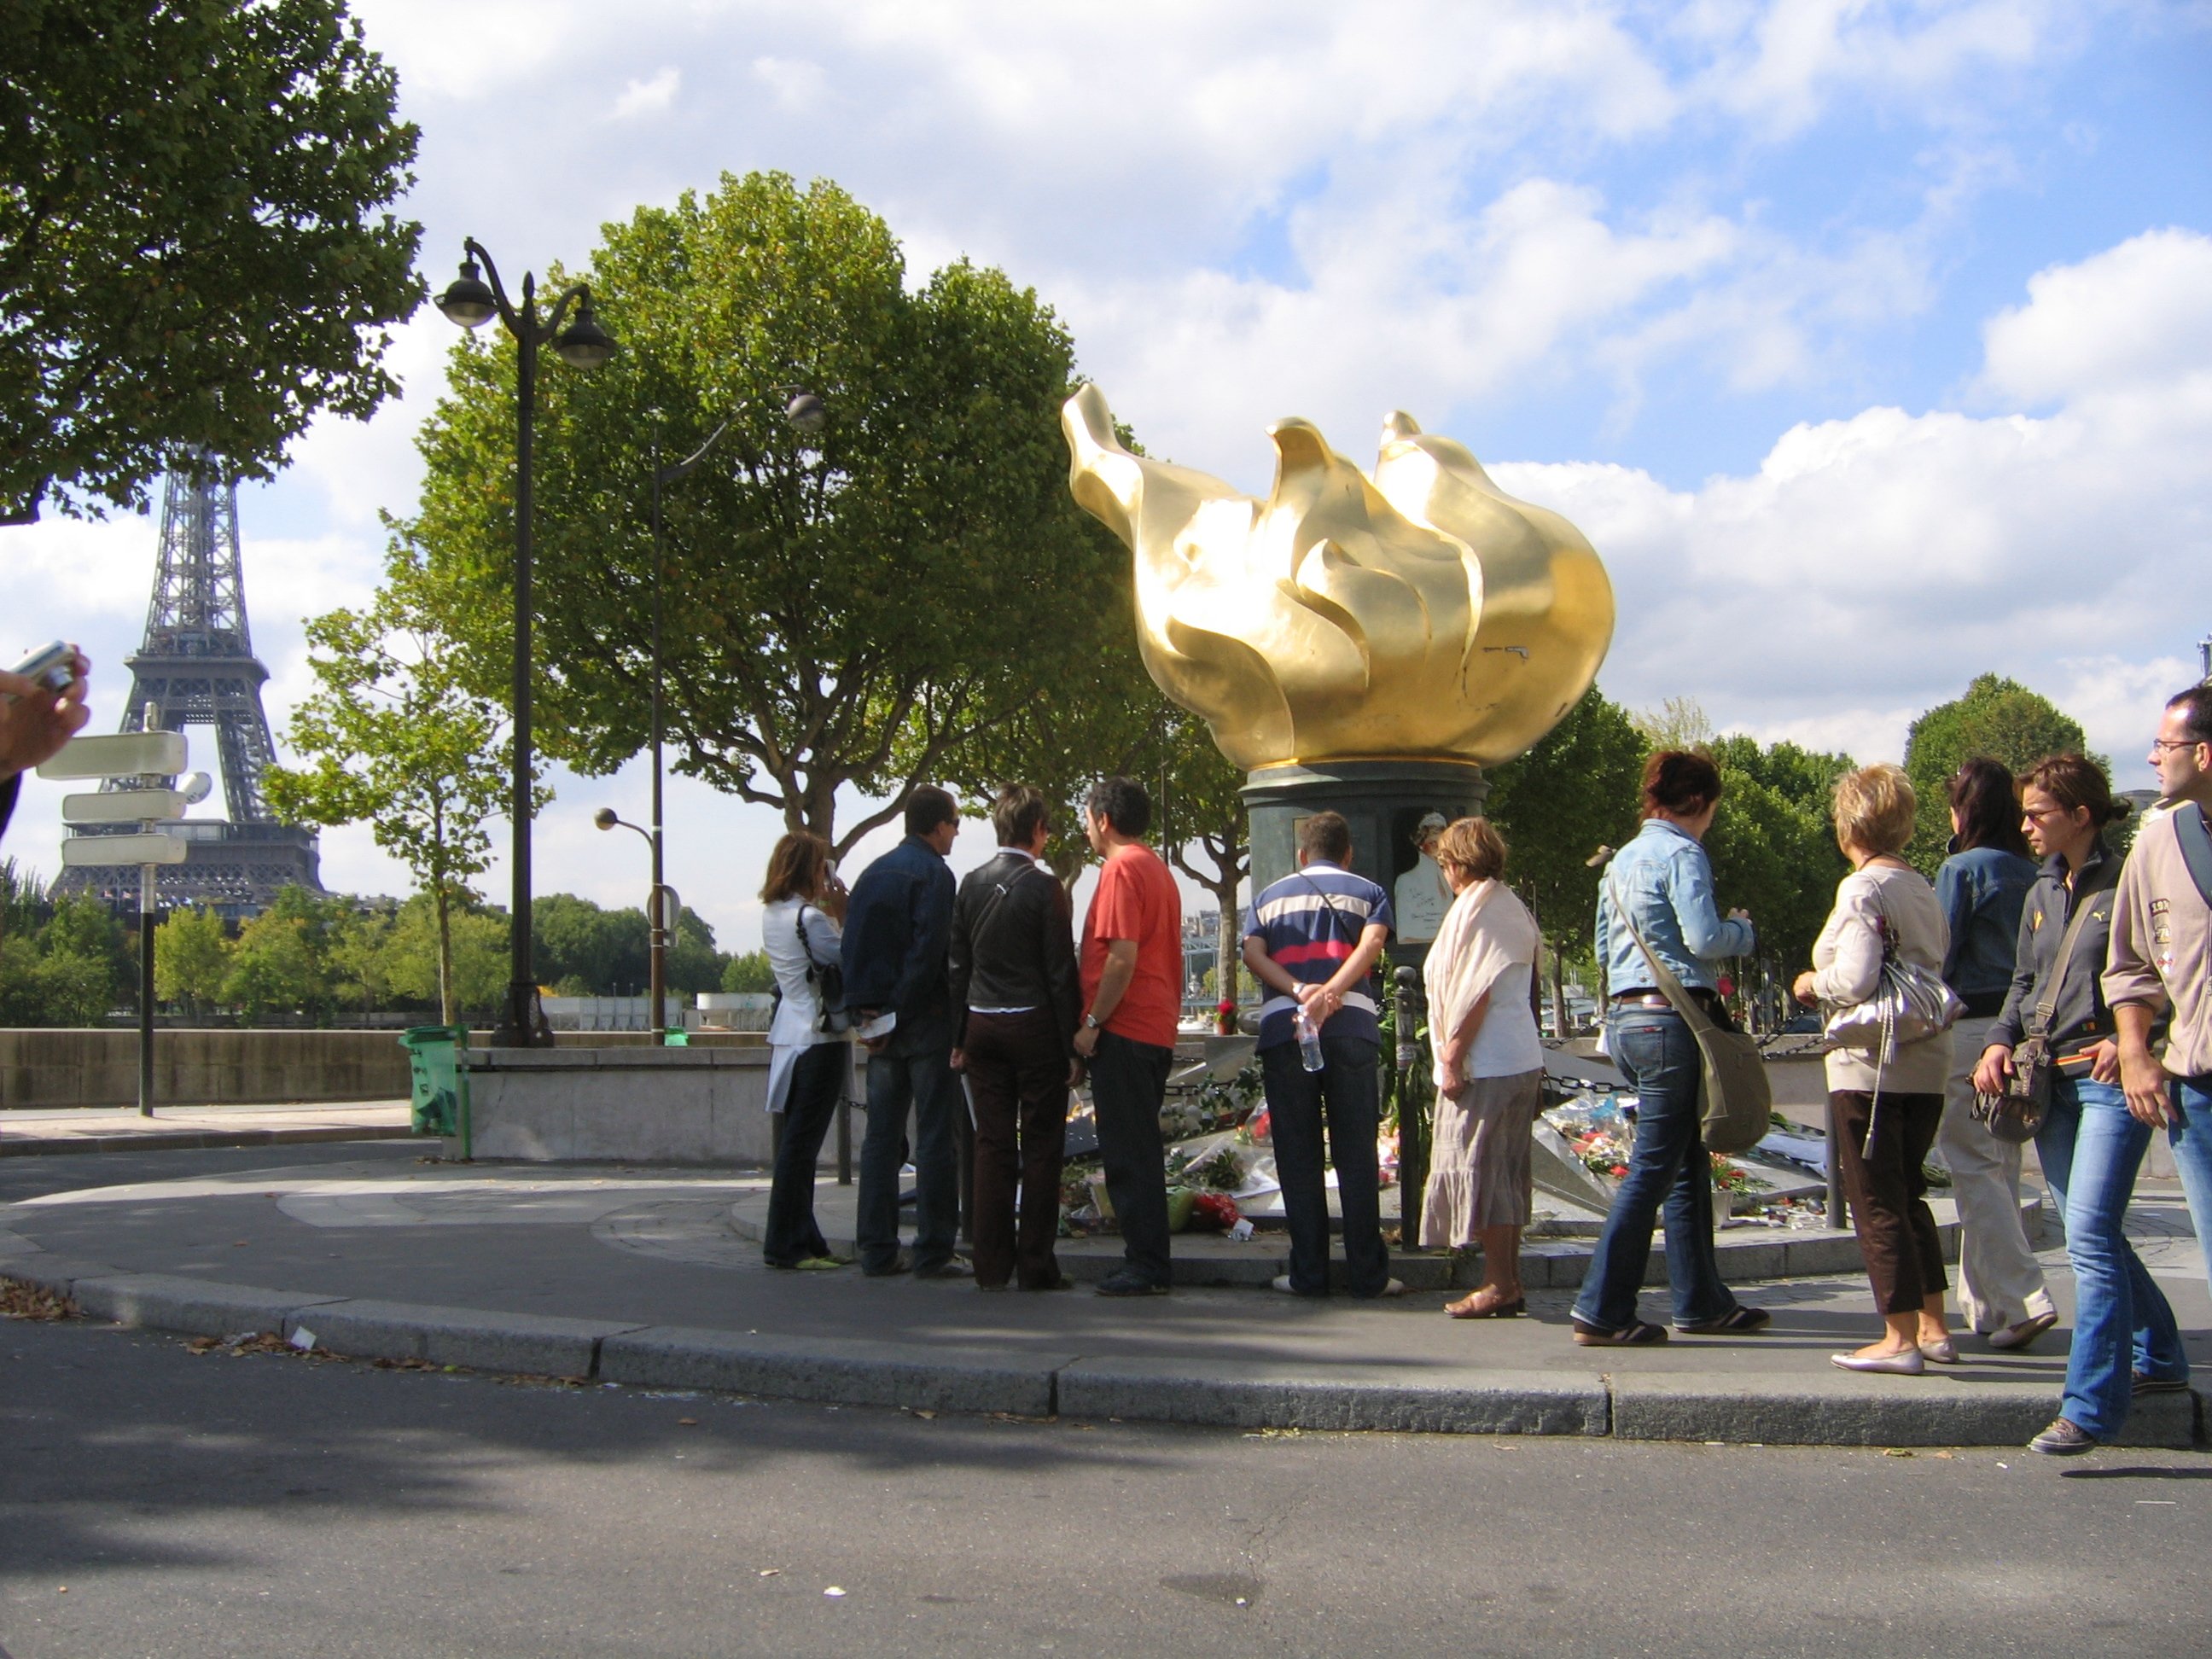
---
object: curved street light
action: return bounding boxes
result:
[435,240,619,1048]
[633,386,825,1041]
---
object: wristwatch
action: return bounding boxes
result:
[1083,1013,1103,1031]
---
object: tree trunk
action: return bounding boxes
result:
[434,881,455,1028]
[1214,888,1240,1010]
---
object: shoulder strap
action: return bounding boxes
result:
[1605,868,1716,1035]
[1295,869,1348,925]
[2027,890,2099,1039]
[2176,803,2212,908]
[795,904,830,975]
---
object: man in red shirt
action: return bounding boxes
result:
[1074,776,1182,1295]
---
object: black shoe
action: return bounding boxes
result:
[913,1256,974,1280]
[862,1249,914,1278]
[2133,1371,2191,1397]
[1094,1269,1170,1297]
[2029,1417,2098,1455]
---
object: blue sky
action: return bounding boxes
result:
[7,0,2209,948]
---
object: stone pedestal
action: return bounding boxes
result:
[1242,759,1488,905]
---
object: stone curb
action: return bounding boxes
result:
[1057,1358,1610,1435]
[3,1254,2200,1450]
[0,1125,412,1158]
[599,1327,1072,1416]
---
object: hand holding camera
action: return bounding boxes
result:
[0,640,93,783]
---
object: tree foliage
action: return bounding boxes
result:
[1484,687,1648,961]
[153,905,230,1015]
[1901,672,2093,874]
[403,171,1126,858]
[1,0,422,521]
[265,546,517,1024]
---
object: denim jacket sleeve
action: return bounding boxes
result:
[1665,841,1755,960]
[1936,858,1971,986]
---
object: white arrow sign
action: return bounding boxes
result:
[61,789,189,824]
[38,731,189,781]
[61,833,189,867]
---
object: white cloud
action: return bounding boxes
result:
[610,67,681,122]
[1493,228,2212,787]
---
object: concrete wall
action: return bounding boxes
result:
[461,1045,862,1168]
[0,1027,766,1109]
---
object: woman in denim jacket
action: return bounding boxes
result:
[1932,759,2054,1348]
[1572,751,1771,1346]
[1972,756,2183,1454]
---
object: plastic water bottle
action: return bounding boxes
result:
[1295,1004,1324,1073]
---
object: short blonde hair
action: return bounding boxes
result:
[1435,816,1507,881]
[1833,764,1917,857]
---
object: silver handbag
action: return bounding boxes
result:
[1822,916,1962,1062]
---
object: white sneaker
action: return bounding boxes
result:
[1271,1274,1302,1294]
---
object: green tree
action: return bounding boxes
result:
[1,0,422,521]
[532,894,649,995]
[153,905,231,1016]
[665,907,726,997]
[218,886,354,1022]
[1484,687,1649,1023]
[265,553,519,1025]
[403,171,1126,858]
[382,896,506,1017]
[721,950,775,994]
[1902,673,2092,872]
[1702,735,1855,984]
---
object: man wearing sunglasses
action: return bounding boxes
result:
[2104,684,2212,1281]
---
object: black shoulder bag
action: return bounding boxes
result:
[1974,892,2099,1144]
[796,905,850,1035]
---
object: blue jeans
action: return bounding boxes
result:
[856,1012,960,1273]
[1573,1010,1738,1330]
[2164,1071,2212,1288]
[2037,1073,2186,1439]
[1261,1033,1390,1296]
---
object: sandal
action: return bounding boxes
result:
[1446,1291,1525,1319]
[1572,1317,1669,1347]
[1675,1305,1772,1336]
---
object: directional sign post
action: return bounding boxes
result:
[43,726,198,1116]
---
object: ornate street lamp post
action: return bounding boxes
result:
[434,242,618,1048]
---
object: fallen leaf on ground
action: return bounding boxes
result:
[759,1569,780,1577]
[678,1417,698,1426]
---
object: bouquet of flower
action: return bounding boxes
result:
[1188,1190,1241,1232]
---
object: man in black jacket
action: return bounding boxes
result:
[948,785,1082,1290]
[841,785,966,1278]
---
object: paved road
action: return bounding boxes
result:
[0,1141,422,1206]
[4,1310,2210,1658]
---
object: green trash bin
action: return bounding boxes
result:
[399,1025,471,1155]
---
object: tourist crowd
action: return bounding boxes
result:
[756,685,2212,1456]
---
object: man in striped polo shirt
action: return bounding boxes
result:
[1241,811,1403,1298]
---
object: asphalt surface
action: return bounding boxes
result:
[6,1310,2212,1658]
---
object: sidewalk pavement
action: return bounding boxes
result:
[2,1144,2205,1451]
[0,1101,411,1156]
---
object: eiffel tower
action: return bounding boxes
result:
[52,457,323,917]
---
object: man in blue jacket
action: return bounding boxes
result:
[841,785,969,1278]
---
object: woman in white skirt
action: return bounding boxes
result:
[1421,817,1544,1318]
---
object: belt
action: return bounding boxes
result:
[1610,987,1723,1011]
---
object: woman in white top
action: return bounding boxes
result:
[1793,764,1957,1375]
[1421,817,1545,1319]
[760,832,850,1271]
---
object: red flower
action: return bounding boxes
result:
[1609,1164,1629,1178]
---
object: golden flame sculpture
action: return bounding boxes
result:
[1062,383,1614,772]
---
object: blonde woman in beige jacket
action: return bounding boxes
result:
[1794,764,1957,1376]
